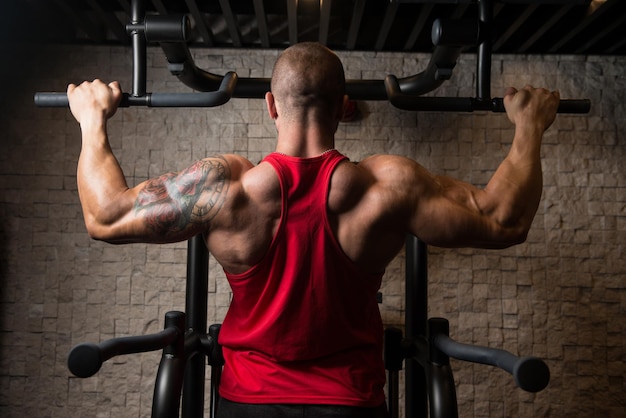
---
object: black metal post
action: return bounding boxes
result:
[182,235,210,418]
[427,318,459,418]
[208,324,224,418]
[384,327,404,418]
[405,235,428,418]
[476,0,493,102]
[130,0,147,96]
[152,311,186,418]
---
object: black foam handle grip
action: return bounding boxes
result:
[435,334,550,392]
[34,92,70,108]
[34,92,133,108]
[512,356,551,393]
[67,343,104,378]
[67,327,178,378]
[492,97,591,113]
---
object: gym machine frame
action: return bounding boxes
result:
[35,0,590,417]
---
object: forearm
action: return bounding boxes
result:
[77,123,132,237]
[481,125,545,238]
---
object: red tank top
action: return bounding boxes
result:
[218,150,386,407]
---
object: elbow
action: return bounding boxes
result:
[507,228,529,247]
[495,222,530,248]
[84,218,109,242]
[83,214,120,244]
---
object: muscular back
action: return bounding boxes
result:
[120,147,528,275]
[206,153,413,275]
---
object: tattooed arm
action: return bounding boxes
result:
[130,157,231,243]
[77,155,234,244]
[68,79,240,244]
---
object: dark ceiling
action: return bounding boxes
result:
[2,0,625,55]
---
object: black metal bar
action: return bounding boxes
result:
[427,318,459,418]
[431,18,480,47]
[403,4,433,51]
[149,72,238,107]
[152,311,187,418]
[319,0,332,45]
[287,0,298,45]
[476,0,493,102]
[87,0,129,43]
[492,4,538,51]
[184,0,214,46]
[219,0,242,47]
[181,235,210,418]
[518,4,574,53]
[405,236,428,418]
[67,326,179,378]
[253,0,271,48]
[384,327,404,418]
[385,75,591,113]
[35,0,592,113]
[142,14,190,43]
[492,97,591,114]
[130,0,146,97]
[375,0,400,50]
[428,362,459,418]
[434,331,550,392]
[548,0,614,53]
[574,11,626,54]
[208,324,224,418]
[397,45,463,96]
[51,0,105,42]
[346,0,366,50]
[34,72,238,108]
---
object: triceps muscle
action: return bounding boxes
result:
[134,157,230,239]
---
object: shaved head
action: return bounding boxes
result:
[270,42,346,123]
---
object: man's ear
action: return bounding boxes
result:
[265,91,278,119]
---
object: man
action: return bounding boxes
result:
[67,42,559,417]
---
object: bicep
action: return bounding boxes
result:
[407,172,518,249]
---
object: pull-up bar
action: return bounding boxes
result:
[34,0,590,114]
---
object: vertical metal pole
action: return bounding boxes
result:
[208,324,224,418]
[130,0,146,96]
[152,311,186,418]
[427,318,459,418]
[476,0,493,102]
[384,327,403,418]
[182,235,209,418]
[405,235,428,418]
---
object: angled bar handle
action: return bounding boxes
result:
[386,74,591,113]
[67,311,183,378]
[430,318,550,393]
[34,72,238,108]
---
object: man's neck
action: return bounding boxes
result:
[274,123,336,158]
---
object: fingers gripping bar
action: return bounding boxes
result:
[34,72,238,108]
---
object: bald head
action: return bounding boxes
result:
[270,43,346,123]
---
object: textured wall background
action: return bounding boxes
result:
[0,43,624,417]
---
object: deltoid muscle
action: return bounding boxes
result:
[135,157,230,236]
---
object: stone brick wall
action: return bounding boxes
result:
[0,43,624,417]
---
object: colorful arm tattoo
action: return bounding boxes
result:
[134,156,230,238]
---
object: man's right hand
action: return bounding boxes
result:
[503,85,560,132]
[67,79,123,128]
